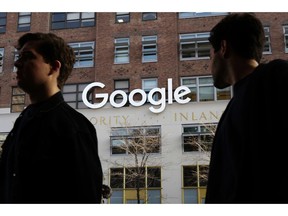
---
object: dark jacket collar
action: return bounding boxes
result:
[23,91,65,116]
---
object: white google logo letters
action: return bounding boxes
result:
[82,78,191,113]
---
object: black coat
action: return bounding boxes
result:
[205,59,288,203]
[0,92,103,203]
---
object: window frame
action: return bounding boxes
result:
[142,35,158,63]
[115,12,130,23]
[110,126,161,155]
[114,79,130,106]
[263,26,272,54]
[62,83,92,109]
[182,164,209,204]
[17,12,31,32]
[142,78,158,101]
[51,12,95,30]
[69,41,95,68]
[179,33,211,60]
[181,76,232,102]
[110,166,161,204]
[0,132,8,159]
[179,12,228,19]
[0,13,7,34]
[0,48,4,72]
[142,12,157,21]
[11,86,26,113]
[182,123,216,153]
[114,38,130,64]
[283,25,288,53]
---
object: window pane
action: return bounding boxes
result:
[115,80,129,89]
[52,13,65,22]
[52,22,65,29]
[63,85,77,92]
[199,165,209,186]
[199,77,213,84]
[184,136,199,152]
[115,55,129,63]
[143,79,157,89]
[111,139,126,154]
[82,12,94,19]
[67,12,80,20]
[110,190,123,204]
[19,16,30,24]
[110,168,124,188]
[63,93,76,101]
[181,43,195,58]
[125,167,145,188]
[147,167,161,187]
[199,86,214,101]
[143,53,157,62]
[67,20,80,28]
[116,13,129,23]
[197,42,210,57]
[183,166,197,187]
[142,13,157,21]
[184,188,198,203]
[147,190,161,203]
[217,87,231,100]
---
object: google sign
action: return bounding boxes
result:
[82,78,191,113]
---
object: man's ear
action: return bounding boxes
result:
[220,40,230,58]
[49,60,61,75]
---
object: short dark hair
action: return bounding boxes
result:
[209,13,265,63]
[16,32,76,89]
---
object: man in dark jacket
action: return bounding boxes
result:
[206,13,288,203]
[0,32,103,203]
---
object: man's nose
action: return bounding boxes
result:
[14,59,21,68]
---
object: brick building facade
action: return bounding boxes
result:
[0,12,288,203]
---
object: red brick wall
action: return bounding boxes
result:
[1,12,288,108]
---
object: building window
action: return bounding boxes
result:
[115,12,130,23]
[182,124,216,152]
[110,126,161,155]
[11,87,25,113]
[142,13,157,21]
[69,42,94,68]
[183,165,208,203]
[110,166,161,204]
[0,133,8,159]
[51,12,95,30]
[114,38,129,64]
[263,27,271,54]
[181,76,232,102]
[142,78,158,101]
[142,35,157,62]
[283,25,288,53]
[13,49,19,72]
[62,83,91,109]
[114,80,129,106]
[179,33,210,60]
[0,48,4,72]
[179,12,228,19]
[0,13,7,33]
[17,12,31,32]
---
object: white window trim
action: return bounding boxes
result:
[179,33,210,60]
[142,35,158,63]
[283,25,288,53]
[263,27,272,54]
[69,41,95,68]
[181,76,232,102]
[179,12,228,19]
[114,38,130,64]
